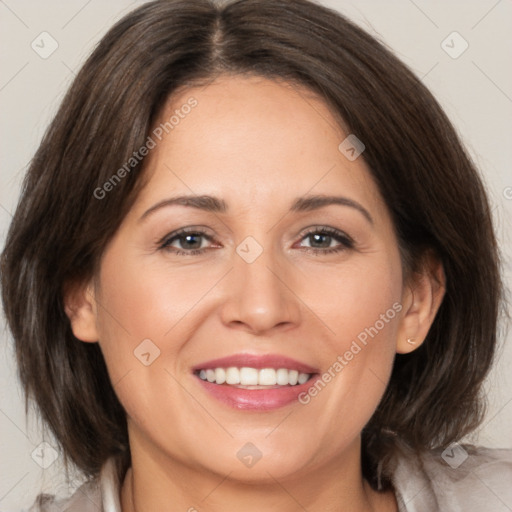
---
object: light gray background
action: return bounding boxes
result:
[1,0,511,510]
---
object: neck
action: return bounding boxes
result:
[120,434,397,512]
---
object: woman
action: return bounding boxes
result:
[1,0,511,510]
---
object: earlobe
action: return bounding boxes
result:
[63,280,99,343]
[396,253,446,354]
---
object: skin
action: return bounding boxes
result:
[66,74,445,512]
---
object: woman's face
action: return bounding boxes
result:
[83,75,415,481]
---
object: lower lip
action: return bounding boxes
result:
[194,374,320,411]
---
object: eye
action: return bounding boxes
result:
[296,227,354,255]
[158,226,355,256]
[159,228,215,256]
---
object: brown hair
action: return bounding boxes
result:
[1,0,505,491]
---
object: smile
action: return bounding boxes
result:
[196,367,313,387]
[192,354,319,410]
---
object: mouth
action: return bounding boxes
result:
[192,354,319,410]
[195,367,313,388]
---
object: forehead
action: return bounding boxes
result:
[136,75,383,217]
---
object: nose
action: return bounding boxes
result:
[219,240,301,335]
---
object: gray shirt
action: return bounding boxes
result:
[24,446,512,512]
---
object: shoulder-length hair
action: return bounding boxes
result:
[1,0,504,491]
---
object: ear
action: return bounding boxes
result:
[63,278,99,343]
[396,251,446,354]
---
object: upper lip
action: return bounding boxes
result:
[192,353,319,374]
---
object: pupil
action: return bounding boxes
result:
[183,234,200,249]
[311,233,330,248]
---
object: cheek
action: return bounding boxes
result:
[309,249,403,351]
[93,248,209,359]
[91,249,171,387]
[336,259,402,383]
[334,270,401,348]
[296,253,402,427]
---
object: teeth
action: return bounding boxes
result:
[226,367,240,385]
[288,370,299,385]
[215,368,226,384]
[197,367,312,386]
[259,368,276,386]
[240,367,259,385]
[276,368,289,385]
[298,372,309,385]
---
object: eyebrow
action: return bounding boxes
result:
[139,194,374,224]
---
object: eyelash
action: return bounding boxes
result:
[158,226,355,256]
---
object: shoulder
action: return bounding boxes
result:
[21,457,122,512]
[24,480,102,512]
[392,444,512,512]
